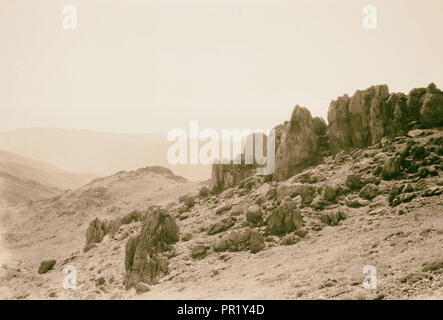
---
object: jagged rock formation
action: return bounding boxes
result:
[84,210,142,252]
[328,83,443,154]
[273,106,328,180]
[210,83,443,190]
[124,207,179,289]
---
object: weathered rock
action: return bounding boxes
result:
[273,106,326,180]
[322,184,338,202]
[345,174,363,190]
[213,228,258,253]
[267,197,303,235]
[359,184,380,200]
[135,282,150,294]
[280,233,300,246]
[84,218,108,252]
[215,203,232,215]
[124,207,179,289]
[417,83,443,128]
[38,260,56,274]
[418,167,429,178]
[250,230,265,254]
[328,85,390,153]
[246,204,263,224]
[382,157,401,180]
[320,210,347,226]
[191,245,207,259]
[199,186,210,198]
[207,218,235,235]
[84,211,142,252]
[276,182,316,204]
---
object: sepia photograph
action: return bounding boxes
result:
[0,0,442,309]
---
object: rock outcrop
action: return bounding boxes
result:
[328,83,443,154]
[209,83,442,191]
[273,106,327,180]
[124,207,179,289]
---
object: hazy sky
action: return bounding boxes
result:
[1,0,442,134]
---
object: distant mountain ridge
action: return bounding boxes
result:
[0,128,210,181]
[0,149,97,206]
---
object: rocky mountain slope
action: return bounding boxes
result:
[0,84,441,300]
[0,150,97,207]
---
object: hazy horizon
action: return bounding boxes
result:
[2,0,443,134]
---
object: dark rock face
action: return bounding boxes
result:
[124,207,179,289]
[38,260,56,274]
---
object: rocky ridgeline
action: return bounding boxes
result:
[72,84,442,295]
[212,83,443,191]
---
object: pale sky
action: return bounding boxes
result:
[1,0,442,134]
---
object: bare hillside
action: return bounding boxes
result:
[0,150,97,207]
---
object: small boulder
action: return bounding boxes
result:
[346,174,362,190]
[320,210,347,226]
[266,197,303,235]
[382,157,401,180]
[246,204,263,224]
[191,245,207,259]
[135,282,150,294]
[249,230,265,254]
[38,260,56,274]
[359,184,380,200]
[322,184,338,202]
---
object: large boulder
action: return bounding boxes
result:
[266,196,303,235]
[124,207,179,289]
